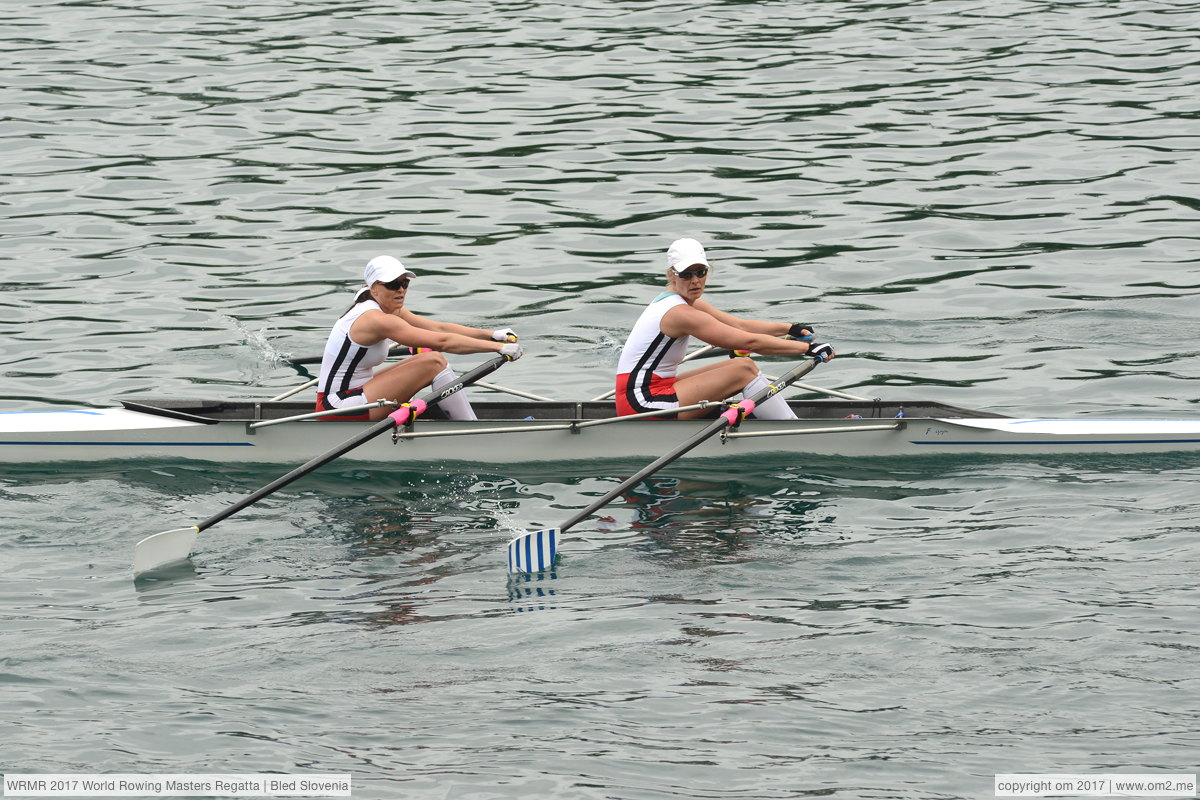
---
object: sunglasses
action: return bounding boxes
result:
[381,277,410,290]
[672,266,709,280]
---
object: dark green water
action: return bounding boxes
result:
[2,1,1198,798]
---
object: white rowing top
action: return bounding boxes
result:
[318,299,392,398]
[616,293,690,379]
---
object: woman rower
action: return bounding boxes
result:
[615,237,834,420]
[317,255,523,421]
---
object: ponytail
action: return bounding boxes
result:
[340,287,372,317]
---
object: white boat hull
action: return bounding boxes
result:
[3,399,1200,464]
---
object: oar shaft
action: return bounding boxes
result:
[194,413,404,533]
[790,381,869,402]
[269,377,318,402]
[196,354,508,534]
[556,415,736,535]
[558,358,819,536]
[474,381,556,402]
[287,344,408,367]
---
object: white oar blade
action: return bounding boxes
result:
[506,528,558,574]
[133,527,200,577]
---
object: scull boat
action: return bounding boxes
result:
[5,396,1200,464]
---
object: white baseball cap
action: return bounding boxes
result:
[364,255,416,287]
[666,238,710,273]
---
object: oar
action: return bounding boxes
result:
[283,348,547,403]
[133,355,510,577]
[506,356,821,574]
[285,343,423,366]
[474,382,557,402]
[269,377,318,402]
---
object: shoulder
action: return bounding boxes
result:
[345,301,382,324]
[660,299,707,334]
[348,302,407,338]
[346,305,385,336]
[664,298,719,323]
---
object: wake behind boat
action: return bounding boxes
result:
[5,395,1200,464]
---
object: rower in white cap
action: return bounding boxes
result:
[316,255,523,421]
[615,237,834,420]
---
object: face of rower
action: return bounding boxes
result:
[668,264,709,303]
[370,277,410,313]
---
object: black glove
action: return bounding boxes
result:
[807,342,835,363]
[787,323,815,342]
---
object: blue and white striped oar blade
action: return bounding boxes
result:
[507,528,559,574]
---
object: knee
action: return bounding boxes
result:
[413,350,448,372]
[731,357,759,381]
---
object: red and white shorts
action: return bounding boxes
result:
[315,387,371,421]
[615,372,679,417]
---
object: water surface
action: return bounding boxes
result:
[2,1,1198,798]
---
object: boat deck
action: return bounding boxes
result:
[118,397,1009,424]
